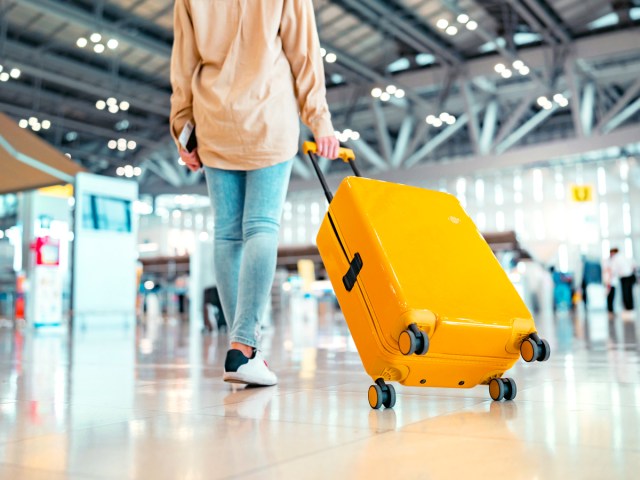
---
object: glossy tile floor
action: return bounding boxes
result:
[1,294,640,479]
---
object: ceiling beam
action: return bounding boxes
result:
[15,0,171,59]
[3,40,170,116]
[289,123,640,191]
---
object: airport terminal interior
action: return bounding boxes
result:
[1,0,640,478]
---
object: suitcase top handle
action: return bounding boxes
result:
[303,141,355,162]
[303,141,361,203]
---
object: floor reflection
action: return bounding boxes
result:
[0,294,639,478]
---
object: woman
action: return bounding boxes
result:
[170,0,339,386]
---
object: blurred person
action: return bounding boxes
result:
[605,248,637,316]
[170,0,339,386]
[580,255,602,308]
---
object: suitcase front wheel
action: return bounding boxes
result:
[489,378,517,401]
[368,379,396,409]
[399,324,429,356]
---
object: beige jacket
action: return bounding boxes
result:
[170,0,334,170]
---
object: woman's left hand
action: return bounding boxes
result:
[315,135,340,160]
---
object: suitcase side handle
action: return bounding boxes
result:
[302,141,361,203]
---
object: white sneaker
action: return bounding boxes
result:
[223,349,278,386]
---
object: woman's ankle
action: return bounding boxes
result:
[230,342,254,358]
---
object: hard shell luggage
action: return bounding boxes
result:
[303,142,550,409]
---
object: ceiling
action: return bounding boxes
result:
[1,0,639,195]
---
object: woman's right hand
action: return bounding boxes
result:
[179,148,202,172]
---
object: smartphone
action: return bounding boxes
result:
[178,120,197,153]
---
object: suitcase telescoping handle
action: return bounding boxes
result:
[303,141,361,203]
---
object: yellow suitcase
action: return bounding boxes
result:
[303,142,550,409]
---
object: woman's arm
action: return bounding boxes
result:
[280,0,338,157]
[169,0,201,151]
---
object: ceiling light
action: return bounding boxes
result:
[118,143,127,152]
[77,37,88,48]
[432,118,443,128]
[466,20,478,30]
[10,68,21,79]
[501,69,513,78]
[107,97,117,106]
[426,115,436,124]
[446,25,458,36]
[553,93,565,103]
[446,116,456,125]
[107,39,119,50]
[537,96,549,107]
[543,102,553,110]
[325,53,337,63]
[558,98,569,107]
[32,124,41,132]
[108,140,117,149]
[116,167,125,176]
[380,92,391,102]
[28,117,37,126]
[0,65,3,72]
[457,14,470,24]
[320,48,326,57]
[109,105,120,114]
[519,66,530,75]
[439,112,450,121]
[436,19,449,29]
[512,60,524,70]
[371,87,382,98]
[394,89,405,98]
[133,167,142,176]
[128,140,137,150]
[94,44,105,54]
[90,33,102,43]
[0,73,9,82]
[494,63,505,73]
[386,85,397,94]
[96,100,106,110]
[41,120,51,129]
[351,131,361,141]
[119,101,130,111]
[19,119,28,128]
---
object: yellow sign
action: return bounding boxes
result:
[38,184,74,198]
[571,184,593,202]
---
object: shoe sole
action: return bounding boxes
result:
[223,372,277,387]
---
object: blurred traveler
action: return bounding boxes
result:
[170,0,338,386]
[580,255,602,307]
[605,248,637,316]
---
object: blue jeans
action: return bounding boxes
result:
[204,160,292,348]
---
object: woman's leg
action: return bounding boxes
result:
[203,167,245,333]
[230,160,293,349]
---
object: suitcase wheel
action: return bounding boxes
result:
[368,385,383,409]
[489,378,517,401]
[399,324,429,356]
[520,334,551,363]
[537,339,551,362]
[399,330,417,356]
[520,338,539,363]
[369,379,397,409]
